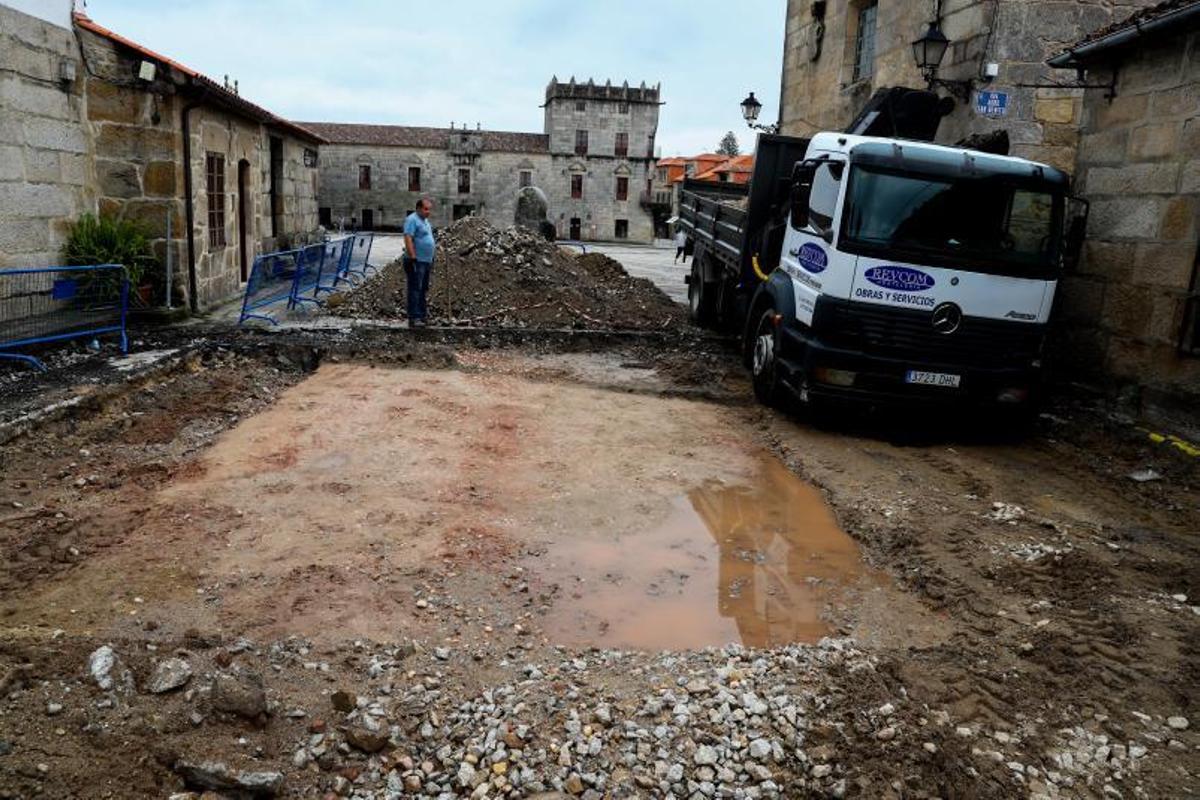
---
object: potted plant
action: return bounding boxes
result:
[62,213,159,305]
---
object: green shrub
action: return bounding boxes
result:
[62,213,158,288]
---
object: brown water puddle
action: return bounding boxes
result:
[538,455,884,649]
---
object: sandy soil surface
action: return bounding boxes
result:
[0,333,1195,799]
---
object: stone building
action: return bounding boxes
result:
[778,0,1162,171]
[0,1,323,311]
[0,1,93,269]
[1046,1,1200,422]
[304,77,661,243]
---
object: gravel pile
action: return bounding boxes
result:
[330,217,685,331]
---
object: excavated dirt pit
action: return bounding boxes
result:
[1,359,928,650]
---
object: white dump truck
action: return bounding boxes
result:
[679,131,1088,414]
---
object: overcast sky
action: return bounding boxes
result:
[83,0,786,157]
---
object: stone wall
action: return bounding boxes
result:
[1052,29,1200,419]
[77,25,185,296]
[779,0,1159,170]
[0,3,94,268]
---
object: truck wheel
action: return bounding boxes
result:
[688,261,715,326]
[750,306,784,407]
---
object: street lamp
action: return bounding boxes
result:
[740,92,779,134]
[911,21,972,102]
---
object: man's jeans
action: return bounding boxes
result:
[403,257,432,322]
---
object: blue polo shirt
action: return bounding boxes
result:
[403,212,436,263]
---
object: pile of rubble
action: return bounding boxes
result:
[330,217,686,330]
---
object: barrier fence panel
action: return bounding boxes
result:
[286,242,329,311]
[0,264,129,371]
[343,232,375,282]
[314,236,354,297]
[239,248,301,325]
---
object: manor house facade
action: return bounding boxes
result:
[303,77,661,243]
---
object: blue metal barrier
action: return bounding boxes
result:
[343,232,375,282]
[239,247,302,325]
[239,237,358,325]
[313,237,353,298]
[286,242,328,311]
[0,264,129,371]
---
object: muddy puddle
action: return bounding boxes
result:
[538,455,888,650]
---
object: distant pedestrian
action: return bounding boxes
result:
[674,228,688,264]
[403,198,436,327]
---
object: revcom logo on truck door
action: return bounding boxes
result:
[778,159,855,326]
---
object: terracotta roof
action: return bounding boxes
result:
[693,155,755,184]
[73,12,324,144]
[1049,0,1200,65]
[297,122,550,154]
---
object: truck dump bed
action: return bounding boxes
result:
[678,134,811,286]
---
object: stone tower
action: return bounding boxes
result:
[541,76,662,242]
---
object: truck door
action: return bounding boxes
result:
[777,159,854,327]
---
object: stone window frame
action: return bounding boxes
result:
[571,173,584,199]
[205,152,226,249]
[850,1,878,83]
[458,168,471,194]
[575,100,586,112]
[519,170,533,189]
[408,166,421,192]
[616,176,629,201]
[618,102,630,115]
[614,131,629,158]
[359,165,371,190]
[304,148,318,168]
[615,219,629,239]
[575,129,589,156]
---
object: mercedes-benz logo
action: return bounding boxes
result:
[931,302,963,335]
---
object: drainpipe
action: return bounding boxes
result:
[181,95,204,313]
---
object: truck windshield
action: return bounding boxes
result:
[842,166,1064,277]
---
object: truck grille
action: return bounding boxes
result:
[817,299,1044,367]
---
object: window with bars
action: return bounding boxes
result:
[408,167,421,192]
[205,152,226,248]
[618,102,629,114]
[519,170,532,188]
[458,168,471,194]
[575,129,588,156]
[616,176,628,201]
[571,174,583,199]
[359,165,371,190]
[853,3,878,82]
[614,132,628,157]
[575,100,586,112]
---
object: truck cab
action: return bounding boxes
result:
[746,132,1084,413]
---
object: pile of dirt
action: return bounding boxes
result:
[330,217,686,330]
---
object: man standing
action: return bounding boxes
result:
[403,198,436,327]
[674,227,688,264]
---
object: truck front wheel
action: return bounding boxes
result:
[751,306,784,407]
[688,260,716,326]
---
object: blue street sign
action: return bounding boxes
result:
[975,91,1008,118]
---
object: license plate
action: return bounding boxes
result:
[905,370,961,388]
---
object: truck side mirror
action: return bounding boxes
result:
[1063,197,1089,270]
[790,162,815,230]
